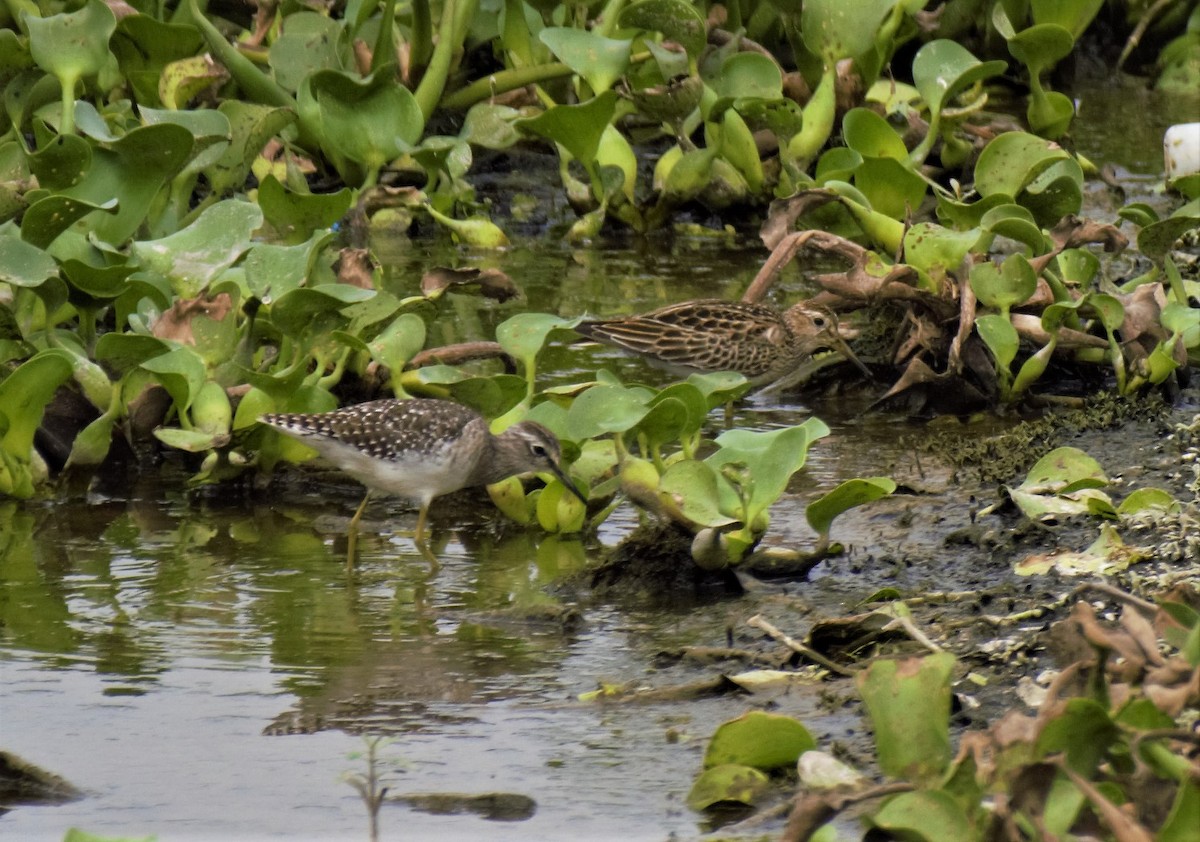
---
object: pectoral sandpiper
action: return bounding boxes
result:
[260,399,584,556]
[576,299,871,392]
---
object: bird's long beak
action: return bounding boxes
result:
[828,333,874,381]
[547,463,589,506]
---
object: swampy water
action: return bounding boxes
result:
[1,81,1197,841]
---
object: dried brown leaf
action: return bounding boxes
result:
[150,294,233,344]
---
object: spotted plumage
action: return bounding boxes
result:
[576,299,870,391]
[260,398,583,546]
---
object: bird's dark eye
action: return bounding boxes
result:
[813,316,827,328]
[531,444,549,458]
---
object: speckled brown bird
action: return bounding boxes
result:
[260,399,583,546]
[576,299,870,391]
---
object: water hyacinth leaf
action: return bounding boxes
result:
[632,396,690,450]
[1137,213,1200,262]
[1019,446,1108,494]
[658,459,737,528]
[816,147,864,184]
[460,103,522,149]
[496,312,580,373]
[974,131,1070,199]
[0,348,74,462]
[269,11,349,93]
[801,0,897,63]
[855,157,927,220]
[94,333,173,374]
[662,146,717,202]
[970,254,1037,314]
[515,91,619,168]
[140,346,207,414]
[59,122,194,244]
[617,0,707,59]
[243,229,336,300]
[535,480,587,533]
[1020,157,1084,226]
[265,284,373,338]
[686,371,750,407]
[843,108,907,160]
[368,312,426,379]
[442,375,527,420]
[975,313,1019,371]
[207,102,297,197]
[565,384,650,440]
[703,710,816,770]
[256,176,352,246]
[26,132,91,191]
[708,420,831,528]
[538,28,631,94]
[159,54,231,111]
[650,383,708,435]
[0,229,58,287]
[805,477,896,539]
[1117,487,1179,515]
[487,476,534,526]
[714,52,783,102]
[132,200,263,298]
[903,223,979,276]
[979,203,1050,253]
[868,790,973,841]
[66,412,116,468]
[299,68,423,184]
[686,764,770,811]
[857,653,955,784]
[21,194,118,251]
[912,40,1007,118]
[140,106,232,177]
[25,0,117,135]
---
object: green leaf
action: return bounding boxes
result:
[538,28,631,94]
[857,653,955,784]
[617,0,707,59]
[912,40,1007,118]
[132,200,263,298]
[0,347,74,467]
[515,91,619,167]
[801,0,898,63]
[564,384,650,440]
[805,477,896,539]
[703,711,816,770]
[868,790,974,841]
[141,346,208,415]
[843,107,907,160]
[686,764,769,811]
[298,67,423,184]
[25,0,117,134]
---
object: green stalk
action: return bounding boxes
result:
[409,0,432,70]
[183,0,294,110]
[414,0,463,120]
[440,62,575,110]
[786,64,836,166]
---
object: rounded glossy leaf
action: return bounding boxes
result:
[843,107,907,160]
[686,764,770,811]
[141,346,207,413]
[912,40,1007,116]
[974,131,1070,199]
[801,0,897,63]
[854,156,927,220]
[496,312,579,367]
[26,0,117,87]
[659,459,737,528]
[975,313,1019,371]
[1017,446,1108,494]
[969,253,1037,312]
[617,0,707,59]
[869,789,973,840]
[564,384,649,440]
[703,711,816,770]
[515,91,619,167]
[132,200,263,298]
[715,52,782,101]
[805,476,896,538]
[856,653,955,784]
[903,223,979,275]
[539,28,631,94]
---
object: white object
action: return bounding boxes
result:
[1164,122,1200,184]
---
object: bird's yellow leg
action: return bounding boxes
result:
[413,502,430,546]
[346,491,372,567]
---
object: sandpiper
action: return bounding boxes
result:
[576,299,871,392]
[260,399,584,553]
